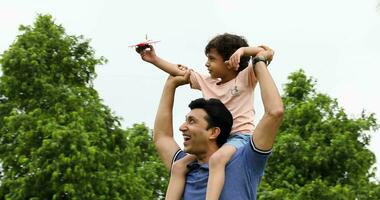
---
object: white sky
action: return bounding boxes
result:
[1,0,379,179]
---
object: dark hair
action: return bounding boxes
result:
[188,98,232,147]
[205,33,250,72]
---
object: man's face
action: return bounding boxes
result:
[179,108,212,155]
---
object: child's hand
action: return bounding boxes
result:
[258,45,274,65]
[225,48,245,71]
[139,45,157,63]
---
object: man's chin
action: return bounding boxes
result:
[183,146,192,154]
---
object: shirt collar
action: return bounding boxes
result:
[187,161,209,171]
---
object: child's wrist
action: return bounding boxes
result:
[150,57,159,65]
[240,47,249,56]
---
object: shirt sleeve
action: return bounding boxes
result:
[172,149,187,167]
[239,63,257,88]
[240,138,271,176]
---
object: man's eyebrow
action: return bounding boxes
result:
[186,115,197,121]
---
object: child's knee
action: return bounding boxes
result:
[209,150,229,168]
[172,160,186,170]
[171,159,189,175]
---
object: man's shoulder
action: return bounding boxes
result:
[220,140,272,200]
[228,139,272,167]
[173,149,186,163]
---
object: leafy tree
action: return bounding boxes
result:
[0,14,167,199]
[258,70,380,200]
[125,124,169,199]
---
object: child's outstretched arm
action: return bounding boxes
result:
[138,45,187,76]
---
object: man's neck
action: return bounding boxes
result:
[196,145,219,164]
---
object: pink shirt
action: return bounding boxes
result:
[189,65,257,134]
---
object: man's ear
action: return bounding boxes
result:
[209,127,221,140]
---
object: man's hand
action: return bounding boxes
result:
[166,70,191,87]
[177,64,190,71]
[138,44,157,63]
[257,45,274,65]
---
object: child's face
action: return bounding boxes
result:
[205,48,229,79]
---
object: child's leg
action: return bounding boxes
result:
[165,154,197,200]
[206,145,236,200]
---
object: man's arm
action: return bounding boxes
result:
[153,72,190,170]
[139,45,186,76]
[252,61,284,151]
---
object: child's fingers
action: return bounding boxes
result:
[148,44,154,51]
[225,60,233,69]
[232,58,239,70]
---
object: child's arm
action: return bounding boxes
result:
[138,45,187,76]
[226,46,274,70]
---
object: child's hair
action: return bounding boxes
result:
[189,98,232,147]
[205,33,250,72]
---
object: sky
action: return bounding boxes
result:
[1,0,379,178]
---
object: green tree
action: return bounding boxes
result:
[0,14,167,199]
[258,70,380,200]
[125,124,169,199]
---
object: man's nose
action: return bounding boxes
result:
[179,122,187,131]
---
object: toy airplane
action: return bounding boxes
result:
[129,34,160,53]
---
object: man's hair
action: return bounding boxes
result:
[205,33,250,72]
[188,98,232,147]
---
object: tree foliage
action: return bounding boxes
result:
[0,14,167,199]
[125,124,169,199]
[258,70,380,200]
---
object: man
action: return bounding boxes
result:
[153,57,284,200]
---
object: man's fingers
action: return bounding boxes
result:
[183,69,191,80]
[258,45,274,65]
[171,70,191,86]
[177,64,189,71]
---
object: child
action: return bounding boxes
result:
[137,33,273,200]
